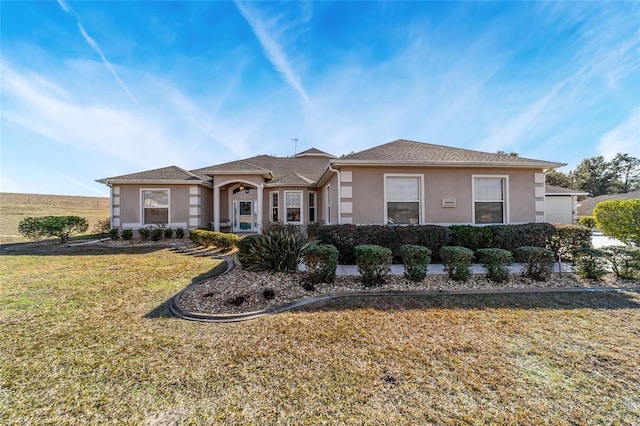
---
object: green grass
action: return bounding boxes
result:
[1,245,639,424]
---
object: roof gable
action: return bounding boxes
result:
[97,166,205,184]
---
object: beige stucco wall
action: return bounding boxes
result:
[341,166,541,225]
[318,173,339,224]
[200,187,213,227]
[117,184,193,228]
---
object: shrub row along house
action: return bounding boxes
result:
[97,139,566,233]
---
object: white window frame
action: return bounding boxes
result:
[383,174,424,225]
[308,191,317,223]
[284,190,303,224]
[140,188,170,225]
[270,191,279,223]
[472,175,509,224]
[326,185,332,224]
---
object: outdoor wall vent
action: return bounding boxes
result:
[442,198,456,208]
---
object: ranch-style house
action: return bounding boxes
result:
[97,139,567,233]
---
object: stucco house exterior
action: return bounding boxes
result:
[97,139,565,233]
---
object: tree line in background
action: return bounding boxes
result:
[546,153,640,197]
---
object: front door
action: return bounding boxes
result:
[233,200,254,232]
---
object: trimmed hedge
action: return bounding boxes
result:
[440,246,474,282]
[190,229,240,249]
[303,244,339,283]
[547,224,592,260]
[488,223,554,253]
[355,244,392,287]
[318,224,450,263]
[450,225,492,251]
[400,245,431,282]
[318,224,358,264]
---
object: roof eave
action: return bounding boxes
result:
[331,160,566,169]
[201,170,274,179]
[96,179,212,187]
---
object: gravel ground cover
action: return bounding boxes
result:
[178,254,639,315]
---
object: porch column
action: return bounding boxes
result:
[213,186,220,232]
[256,184,264,233]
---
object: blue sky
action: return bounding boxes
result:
[1,1,638,197]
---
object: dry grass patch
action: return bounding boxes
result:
[1,244,639,424]
[0,193,110,244]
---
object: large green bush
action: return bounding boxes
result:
[594,199,640,246]
[400,245,431,282]
[515,246,555,281]
[302,244,339,283]
[355,245,392,287]
[475,248,513,283]
[601,245,640,279]
[440,246,474,282]
[237,229,309,272]
[18,215,89,243]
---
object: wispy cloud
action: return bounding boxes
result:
[598,108,640,160]
[235,1,310,108]
[57,0,141,109]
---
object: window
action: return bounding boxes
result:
[474,177,506,224]
[308,192,316,222]
[285,191,302,224]
[142,189,169,224]
[385,176,421,225]
[270,192,279,222]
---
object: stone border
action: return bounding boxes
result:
[168,252,640,323]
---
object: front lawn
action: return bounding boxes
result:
[1,244,639,424]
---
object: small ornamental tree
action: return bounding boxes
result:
[593,199,640,246]
[18,216,89,243]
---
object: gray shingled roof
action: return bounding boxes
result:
[336,139,564,168]
[295,148,336,158]
[577,190,640,216]
[196,155,330,185]
[97,166,205,184]
[545,185,588,195]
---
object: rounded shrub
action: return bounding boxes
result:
[440,246,474,281]
[573,248,608,280]
[577,216,596,229]
[400,244,431,282]
[601,245,640,279]
[475,248,513,283]
[303,244,339,284]
[515,246,555,281]
[355,244,392,287]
